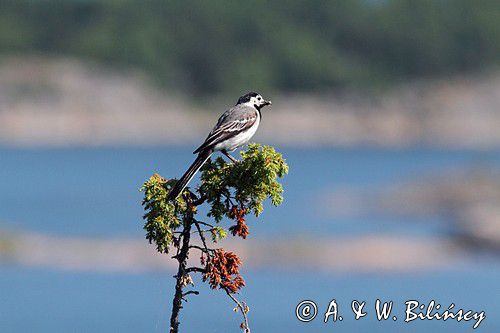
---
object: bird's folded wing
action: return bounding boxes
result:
[194,112,257,153]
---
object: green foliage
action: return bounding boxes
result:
[140,175,185,253]
[211,226,227,243]
[140,144,288,253]
[1,1,499,96]
[200,144,288,221]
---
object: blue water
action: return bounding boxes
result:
[1,147,499,332]
[1,147,499,237]
[1,266,498,332]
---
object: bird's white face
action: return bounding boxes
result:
[244,94,272,109]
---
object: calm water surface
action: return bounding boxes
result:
[1,147,499,332]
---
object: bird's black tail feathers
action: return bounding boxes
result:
[168,149,213,201]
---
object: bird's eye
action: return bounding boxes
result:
[257,97,261,100]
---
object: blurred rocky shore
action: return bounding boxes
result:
[0,229,468,273]
[1,56,499,149]
[325,167,500,253]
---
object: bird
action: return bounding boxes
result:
[168,92,272,200]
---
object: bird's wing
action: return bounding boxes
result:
[193,105,258,154]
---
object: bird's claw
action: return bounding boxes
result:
[222,150,239,163]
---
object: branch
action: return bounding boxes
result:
[189,244,214,253]
[193,194,207,206]
[194,220,215,228]
[194,220,210,251]
[194,219,251,332]
[225,289,250,333]
[182,290,200,300]
[169,197,194,333]
[186,267,205,273]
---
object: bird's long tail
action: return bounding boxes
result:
[168,149,213,200]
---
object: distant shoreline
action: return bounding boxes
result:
[1,56,499,150]
[0,229,465,273]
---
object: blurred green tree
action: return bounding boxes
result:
[1,0,498,96]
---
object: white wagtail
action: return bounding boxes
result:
[168,92,272,200]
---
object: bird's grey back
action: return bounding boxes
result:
[212,104,257,130]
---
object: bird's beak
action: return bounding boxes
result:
[263,100,272,106]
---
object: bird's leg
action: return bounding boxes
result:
[222,150,238,163]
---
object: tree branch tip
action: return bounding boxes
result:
[141,144,288,332]
[182,290,200,297]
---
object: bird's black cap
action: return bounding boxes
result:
[236,92,259,105]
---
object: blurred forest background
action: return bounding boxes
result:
[1,0,499,95]
[1,1,500,332]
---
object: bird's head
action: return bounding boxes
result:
[236,92,272,110]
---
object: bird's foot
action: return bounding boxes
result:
[222,150,239,163]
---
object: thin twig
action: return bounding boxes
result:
[194,220,215,228]
[189,244,213,252]
[182,290,200,297]
[194,220,210,251]
[225,289,250,333]
[191,228,217,235]
[193,219,251,332]
[185,267,206,273]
